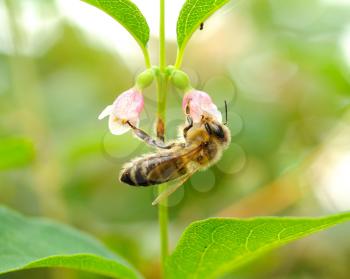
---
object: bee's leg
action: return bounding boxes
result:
[183,102,193,139]
[183,116,193,139]
[127,121,174,149]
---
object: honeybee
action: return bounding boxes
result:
[119,103,231,205]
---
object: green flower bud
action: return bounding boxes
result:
[171,70,192,91]
[135,69,154,89]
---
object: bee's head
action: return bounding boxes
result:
[201,114,231,145]
[185,100,231,146]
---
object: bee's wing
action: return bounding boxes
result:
[152,164,199,206]
[147,144,203,184]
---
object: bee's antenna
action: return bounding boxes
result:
[224,100,228,125]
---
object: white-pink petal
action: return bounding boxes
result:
[112,89,144,120]
[205,105,222,123]
[98,105,113,120]
[182,90,222,123]
[98,88,144,135]
[109,117,139,135]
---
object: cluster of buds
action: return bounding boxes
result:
[99,67,222,135]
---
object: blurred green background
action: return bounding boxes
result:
[1,0,350,278]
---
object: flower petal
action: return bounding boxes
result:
[98,105,113,120]
[99,88,144,136]
[112,89,144,120]
[182,90,222,122]
[205,104,223,123]
[108,117,140,135]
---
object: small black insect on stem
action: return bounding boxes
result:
[200,22,204,30]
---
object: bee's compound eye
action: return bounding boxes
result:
[211,123,225,139]
[205,123,212,134]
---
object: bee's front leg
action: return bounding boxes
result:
[183,101,194,139]
[183,116,193,139]
[127,121,174,149]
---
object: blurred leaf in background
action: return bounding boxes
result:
[0,206,142,279]
[0,138,34,170]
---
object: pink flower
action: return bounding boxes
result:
[182,90,222,123]
[98,88,144,135]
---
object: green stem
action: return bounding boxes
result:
[158,0,169,278]
[157,62,169,279]
[159,0,166,70]
[159,204,168,275]
[141,46,151,69]
[174,47,184,69]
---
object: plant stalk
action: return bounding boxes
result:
[157,0,169,278]
[174,47,184,69]
[142,47,151,69]
[159,0,166,70]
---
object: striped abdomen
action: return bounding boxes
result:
[119,153,188,187]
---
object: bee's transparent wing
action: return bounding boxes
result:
[147,145,203,185]
[152,167,198,206]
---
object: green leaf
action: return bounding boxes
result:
[0,138,35,170]
[81,0,150,48]
[166,213,350,279]
[176,0,230,51]
[0,206,143,279]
